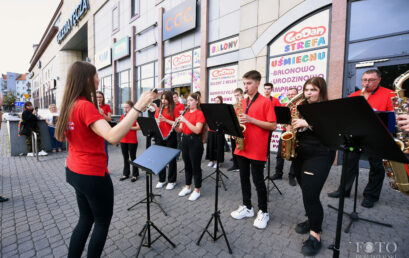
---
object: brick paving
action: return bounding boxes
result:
[1,121,409,257]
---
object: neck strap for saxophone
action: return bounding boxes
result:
[245,92,259,114]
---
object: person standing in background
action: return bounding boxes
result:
[22,102,48,157]
[45,104,63,152]
[96,91,112,164]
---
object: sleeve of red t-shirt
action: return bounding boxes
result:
[273,98,282,107]
[386,92,394,111]
[197,110,206,124]
[106,105,112,113]
[80,101,105,127]
[265,99,276,122]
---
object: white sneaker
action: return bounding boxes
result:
[166,182,176,190]
[231,205,254,220]
[178,187,192,196]
[156,182,166,189]
[208,161,214,167]
[212,163,217,168]
[27,152,34,157]
[253,210,269,229]
[188,191,200,201]
[38,150,48,156]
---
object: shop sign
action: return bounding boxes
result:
[57,0,89,44]
[113,37,130,60]
[269,9,329,56]
[171,70,192,86]
[208,64,238,104]
[163,0,196,41]
[164,57,172,74]
[95,48,111,70]
[192,68,200,91]
[172,50,192,72]
[209,36,239,57]
[193,48,200,67]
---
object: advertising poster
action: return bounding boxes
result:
[172,50,192,72]
[208,64,238,104]
[192,68,200,91]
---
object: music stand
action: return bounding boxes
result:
[298,96,408,258]
[196,103,243,254]
[131,145,180,257]
[127,117,167,215]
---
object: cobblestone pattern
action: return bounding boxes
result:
[1,121,409,257]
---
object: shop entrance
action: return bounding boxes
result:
[172,85,191,104]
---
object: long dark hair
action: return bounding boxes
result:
[23,101,33,111]
[55,61,98,141]
[161,91,175,119]
[303,77,328,102]
[215,96,223,104]
[96,91,105,106]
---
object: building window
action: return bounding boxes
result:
[136,61,158,98]
[101,75,113,109]
[112,4,119,33]
[131,0,140,18]
[118,70,130,114]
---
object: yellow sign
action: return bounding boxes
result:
[24,94,30,99]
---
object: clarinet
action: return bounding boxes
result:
[163,105,189,141]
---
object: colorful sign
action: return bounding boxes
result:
[163,0,196,41]
[57,0,89,44]
[171,50,192,72]
[209,36,239,57]
[192,68,200,91]
[164,57,172,74]
[112,37,130,60]
[208,64,238,104]
[172,70,192,86]
[95,48,111,70]
[193,48,200,67]
[269,9,329,56]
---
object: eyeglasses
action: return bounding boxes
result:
[361,78,378,83]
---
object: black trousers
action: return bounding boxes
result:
[237,155,268,212]
[156,132,178,183]
[230,138,238,168]
[293,144,335,233]
[66,167,113,258]
[120,142,139,177]
[182,134,203,188]
[336,152,385,201]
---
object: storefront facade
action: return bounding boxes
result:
[29,0,409,126]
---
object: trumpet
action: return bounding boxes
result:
[144,89,158,112]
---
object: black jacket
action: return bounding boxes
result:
[22,110,38,130]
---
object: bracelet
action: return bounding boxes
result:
[133,106,142,113]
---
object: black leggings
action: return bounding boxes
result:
[156,132,178,183]
[237,155,267,212]
[66,168,113,258]
[182,134,203,188]
[120,142,139,177]
[293,144,335,234]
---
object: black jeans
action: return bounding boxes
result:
[293,144,335,233]
[66,167,113,258]
[237,155,268,212]
[156,132,178,183]
[182,134,203,188]
[26,128,42,153]
[230,138,238,168]
[120,142,139,177]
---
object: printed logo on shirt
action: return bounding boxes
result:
[68,122,75,130]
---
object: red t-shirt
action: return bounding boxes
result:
[155,107,179,138]
[181,109,205,135]
[66,97,107,176]
[349,86,394,111]
[100,104,112,115]
[175,102,186,115]
[268,96,282,107]
[119,114,138,144]
[234,94,276,161]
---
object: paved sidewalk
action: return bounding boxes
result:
[1,121,408,257]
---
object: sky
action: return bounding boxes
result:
[0,0,59,75]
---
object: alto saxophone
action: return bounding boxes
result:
[383,70,409,195]
[235,96,246,150]
[280,92,306,160]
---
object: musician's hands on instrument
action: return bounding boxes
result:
[292,118,308,129]
[239,114,253,124]
[397,114,409,132]
[135,91,154,112]
[179,116,188,124]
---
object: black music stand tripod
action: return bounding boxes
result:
[131,145,180,257]
[127,117,167,216]
[264,132,283,200]
[298,97,407,258]
[196,104,243,254]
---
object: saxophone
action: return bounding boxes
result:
[235,96,246,150]
[280,92,307,160]
[383,70,409,195]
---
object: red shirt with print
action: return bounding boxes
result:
[349,86,394,111]
[66,96,107,176]
[234,94,276,161]
[175,102,186,115]
[100,104,112,115]
[155,107,179,138]
[182,109,205,135]
[119,114,138,144]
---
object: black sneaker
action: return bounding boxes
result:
[295,220,310,234]
[227,166,239,171]
[289,176,297,186]
[0,196,9,202]
[301,235,321,256]
[361,198,375,208]
[271,174,282,180]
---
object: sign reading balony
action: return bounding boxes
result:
[56,0,89,44]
